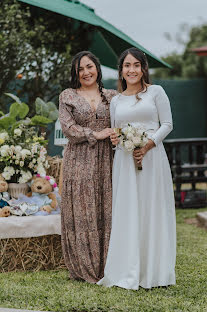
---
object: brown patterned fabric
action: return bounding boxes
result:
[59,88,117,283]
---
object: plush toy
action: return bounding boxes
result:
[0,174,10,217]
[26,174,58,213]
[0,206,10,217]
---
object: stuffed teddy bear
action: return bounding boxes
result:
[0,174,10,217]
[26,174,58,213]
[0,206,10,217]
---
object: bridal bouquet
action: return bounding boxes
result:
[114,124,148,170]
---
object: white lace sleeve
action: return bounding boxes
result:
[151,86,173,146]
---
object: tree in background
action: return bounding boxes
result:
[153,24,207,79]
[0,0,94,112]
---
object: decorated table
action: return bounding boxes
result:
[0,214,66,272]
[0,214,61,239]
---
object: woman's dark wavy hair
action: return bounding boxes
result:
[70,51,108,104]
[118,47,151,99]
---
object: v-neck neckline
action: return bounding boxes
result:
[74,88,103,114]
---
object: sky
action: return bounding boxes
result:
[81,0,207,78]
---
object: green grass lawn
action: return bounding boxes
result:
[0,209,207,312]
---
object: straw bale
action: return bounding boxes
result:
[46,156,63,186]
[0,235,66,272]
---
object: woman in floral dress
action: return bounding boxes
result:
[59,51,116,283]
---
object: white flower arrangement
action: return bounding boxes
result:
[0,124,49,183]
[114,124,149,170]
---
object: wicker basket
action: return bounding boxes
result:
[8,183,29,199]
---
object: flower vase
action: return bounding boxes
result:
[8,183,29,199]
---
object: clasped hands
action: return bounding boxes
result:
[93,128,155,166]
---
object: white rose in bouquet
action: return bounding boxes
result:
[126,132,134,140]
[132,136,142,146]
[124,140,135,152]
[118,124,149,170]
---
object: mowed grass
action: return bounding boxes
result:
[0,208,206,312]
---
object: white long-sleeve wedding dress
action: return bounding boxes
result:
[97,85,176,290]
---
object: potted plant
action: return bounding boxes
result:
[0,93,58,198]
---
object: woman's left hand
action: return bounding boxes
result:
[133,139,155,165]
[133,146,148,165]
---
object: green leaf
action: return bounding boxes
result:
[9,102,29,119]
[0,111,4,117]
[11,119,31,132]
[5,93,22,104]
[0,116,16,131]
[47,101,57,111]
[31,115,52,126]
[35,98,58,121]
[35,97,48,117]
[48,110,59,121]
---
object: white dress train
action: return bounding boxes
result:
[97,85,176,290]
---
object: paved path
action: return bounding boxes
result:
[0,309,52,312]
[197,211,207,228]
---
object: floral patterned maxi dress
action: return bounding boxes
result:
[59,88,117,283]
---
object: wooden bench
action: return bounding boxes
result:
[164,138,207,208]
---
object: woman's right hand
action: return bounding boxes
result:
[110,131,119,145]
[93,128,114,140]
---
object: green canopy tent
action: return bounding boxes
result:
[18,0,171,69]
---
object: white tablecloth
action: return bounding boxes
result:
[0,215,61,239]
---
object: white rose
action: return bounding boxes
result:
[0,132,9,141]
[37,157,42,164]
[19,170,32,183]
[126,133,134,140]
[14,128,22,136]
[2,172,11,180]
[15,145,22,153]
[15,160,20,165]
[132,136,142,146]
[135,129,144,136]
[7,166,15,175]
[0,145,10,156]
[124,140,134,152]
[20,161,24,167]
[36,164,46,175]
[32,158,37,164]
[28,162,34,168]
[21,149,31,158]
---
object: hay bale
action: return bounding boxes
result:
[46,156,63,186]
[0,235,66,272]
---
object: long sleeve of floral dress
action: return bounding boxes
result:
[59,90,97,147]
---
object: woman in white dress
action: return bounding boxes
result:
[97,47,176,290]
